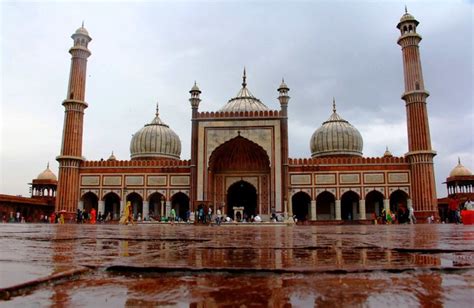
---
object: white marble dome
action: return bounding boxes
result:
[130,105,181,160]
[310,101,363,158]
[449,158,472,177]
[37,163,57,181]
[219,70,269,113]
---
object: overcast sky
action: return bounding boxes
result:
[1,0,472,198]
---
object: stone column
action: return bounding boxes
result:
[335,200,341,220]
[161,200,165,217]
[143,201,149,220]
[311,200,317,220]
[287,198,292,217]
[98,201,105,215]
[383,199,390,212]
[77,201,84,211]
[120,200,125,216]
[359,199,366,220]
[166,201,171,217]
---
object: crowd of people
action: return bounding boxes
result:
[445,197,473,224]
[371,204,417,225]
[1,211,66,223]
[4,198,473,225]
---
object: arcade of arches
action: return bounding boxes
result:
[79,191,189,221]
[289,189,410,221]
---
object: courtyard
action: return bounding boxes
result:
[0,223,473,306]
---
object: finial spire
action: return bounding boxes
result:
[405,5,408,14]
[82,20,84,28]
[458,157,461,165]
[155,102,159,116]
[242,67,247,88]
[47,162,50,169]
[332,97,336,113]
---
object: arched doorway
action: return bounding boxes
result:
[365,190,384,219]
[148,192,165,220]
[126,193,143,220]
[292,192,311,221]
[82,192,98,213]
[209,136,270,218]
[103,192,121,220]
[390,190,409,223]
[171,192,189,221]
[316,191,335,220]
[227,180,257,221]
[341,191,359,221]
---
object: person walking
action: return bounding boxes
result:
[216,208,222,226]
[90,208,97,224]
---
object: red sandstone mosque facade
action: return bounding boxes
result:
[53,10,439,222]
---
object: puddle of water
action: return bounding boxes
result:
[0,262,54,289]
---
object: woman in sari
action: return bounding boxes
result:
[90,208,97,224]
[120,201,133,225]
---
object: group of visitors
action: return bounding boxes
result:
[38,211,65,224]
[446,197,473,224]
[374,204,417,224]
[76,208,112,224]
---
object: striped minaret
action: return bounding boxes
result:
[56,24,92,215]
[397,9,437,219]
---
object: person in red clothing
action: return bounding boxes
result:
[448,197,460,223]
[90,208,97,224]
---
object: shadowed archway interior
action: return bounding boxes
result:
[227,180,257,220]
[209,135,270,172]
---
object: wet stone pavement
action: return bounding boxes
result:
[0,223,473,307]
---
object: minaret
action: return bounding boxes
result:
[189,81,202,211]
[278,79,290,216]
[397,9,437,218]
[55,24,92,215]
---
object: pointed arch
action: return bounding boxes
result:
[171,192,189,221]
[81,191,98,213]
[341,191,359,221]
[126,192,143,220]
[390,189,409,223]
[316,191,335,220]
[292,191,311,221]
[227,180,257,220]
[365,190,384,218]
[209,135,270,172]
[103,192,121,220]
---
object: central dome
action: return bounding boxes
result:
[310,100,363,158]
[130,104,181,160]
[219,69,270,113]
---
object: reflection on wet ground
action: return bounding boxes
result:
[0,224,473,306]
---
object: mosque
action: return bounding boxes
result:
[48,10,442,223]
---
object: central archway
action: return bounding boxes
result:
[208,135,271,218]
[227,180,257,221]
